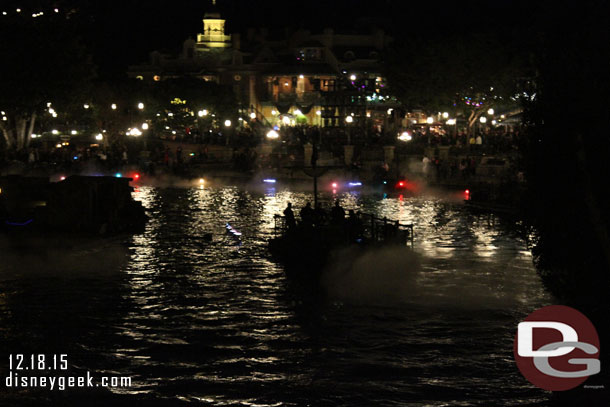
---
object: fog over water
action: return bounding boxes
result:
[0,183,554,406]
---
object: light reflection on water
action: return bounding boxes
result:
[0,185,553,406]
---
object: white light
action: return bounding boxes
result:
[501,114,505,119]
[479,116,487,123]
[199,178,205,184]
[366,112,371,118]
[442,112,449,119]
[412,119,417,124]
[426,117,434,124]
[71,130,77,135]
[266,130,279,139]
[315,110,321,116]
[56,143,62,148]
[16,9,21,13]
[398,131,412,142]
[446,119,456,125]
[271,110,278,116]
[491,120,497,125]
[345,116,353,123]
[52,129,59,135]
[350,74,356,81]
[238,117,243,121]
[54,8,59,13]
[198,109,208,117]
[31,134,37,139]
[249,112,256,119]
[111,104,117,110]
[294,109,302,116]
[487,108,494,115]
[2,117,6,121]
[95,133,103,141]
[299,74,304,79]
[83,104,89,109]
[282,116,291,125]
[138,102,144,110]
[142,123,149,130]
[128,128,142,136]
[224,119,231,127]
[167,112,174,117]
[387,108,393,115]
[52,113,57,118]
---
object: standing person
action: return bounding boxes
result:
[283,202,296,229]
[422,156,431,179]
[300,202,315,227]
[330,200,345,224]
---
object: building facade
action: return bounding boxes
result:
[128,6,403,131]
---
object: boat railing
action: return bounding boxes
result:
[273,212,414,248]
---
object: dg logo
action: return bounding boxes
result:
[514,305,601,391]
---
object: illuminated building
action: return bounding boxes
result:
[127,1,400,128]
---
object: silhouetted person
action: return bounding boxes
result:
[314,203,327,225]
[283,202,296,229]
[300,202,315,226]
[346,209,363,241]
[330,200,345,224]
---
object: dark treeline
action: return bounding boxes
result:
[523,3,610,401]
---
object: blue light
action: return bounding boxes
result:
[263,179,276,184]
[383,181,387,185]
[73,156,78,160]
[348,182,362,187]
[115,173,122,178]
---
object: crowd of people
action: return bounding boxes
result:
[282,200,364,241]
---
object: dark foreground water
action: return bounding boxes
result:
[1,185,556,406]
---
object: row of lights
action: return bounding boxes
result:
[1,8,59,16]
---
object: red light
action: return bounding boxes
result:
[465,189,470,194]
[465,189,471,200]
[331,182,338,188]
[134,173,140,180]
[398,181,405,187]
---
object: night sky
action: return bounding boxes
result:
[1,0,551,79]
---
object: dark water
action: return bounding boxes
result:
[0,185,555,406]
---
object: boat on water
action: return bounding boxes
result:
[269,211,414,281]
[0,175,147,235]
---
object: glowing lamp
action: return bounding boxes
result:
[331,182,338,188]
[266,130,279,139]
[115,173,122,178]
[134,173,140,180]
[263,179,276,184]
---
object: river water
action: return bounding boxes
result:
[0,184,554,406]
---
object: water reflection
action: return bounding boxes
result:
[0,185,552,406]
